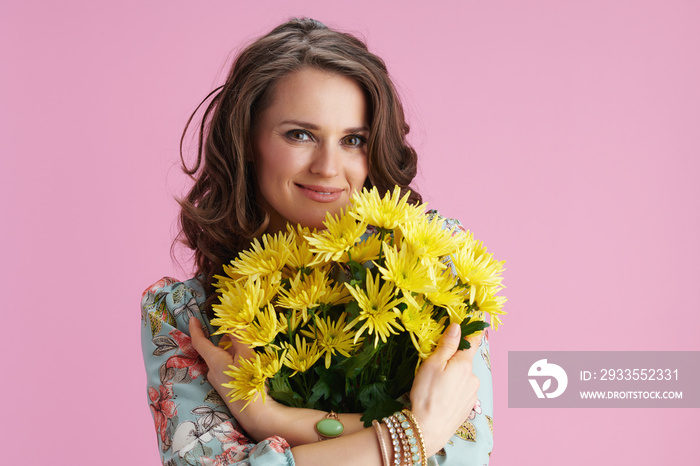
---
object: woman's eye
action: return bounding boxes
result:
[287,130,311,141]
[343,135,367,147]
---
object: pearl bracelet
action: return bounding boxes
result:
[383,415,403,466]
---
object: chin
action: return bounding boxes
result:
[301,218,328,231]
[293,211,332,230]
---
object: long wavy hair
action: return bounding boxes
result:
[177,18,423,316]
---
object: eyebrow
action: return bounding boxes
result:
[279,120,369,134]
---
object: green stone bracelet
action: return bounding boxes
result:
[315,411,344,440]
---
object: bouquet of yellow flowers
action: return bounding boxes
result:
[211,186,506,424]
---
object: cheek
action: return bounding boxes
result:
[352,157,369,187]
[254,141,285,182]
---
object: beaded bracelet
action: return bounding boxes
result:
[395,411,420,466]
[401,409,427,466]
[372,419,390,466]
[383,415,403,466]
[393,415,410,466]
[398,421,410,466]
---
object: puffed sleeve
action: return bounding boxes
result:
[431,331,493,465]
[141,277,296,466]
[427,211,494,465]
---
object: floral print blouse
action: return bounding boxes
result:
[141,213,494,465]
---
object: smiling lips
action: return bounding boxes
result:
[296,183,343,202]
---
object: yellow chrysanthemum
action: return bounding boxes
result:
[285,224,316,274]
[342,234,382,263]
[301,313,359,368]
[283,334,322,376]
[320,280,353,307]
[424,268,468,312]
[258,346,286,379]
[305,207,368,264]
[350,186,425,230]
[400,214,463,264]
[400,295,434,335]
[234,303,287,348]
[375,243,438,295]
[213,264,243,290]
[227,232,293,283]
[276,269,351,323]
[283,309,305,335]
[444,302,470,325]
[412,316,448,361]
[450,245,506,305]
[276,269,326,321]
[222,354,267,409]
[345,270,404,346]
[474,294,507,330]
[211,277,279,333]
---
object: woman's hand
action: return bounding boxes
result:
[409,323,482,457]
[188,318,283,436]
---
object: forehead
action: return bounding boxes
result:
[262,68,369,127]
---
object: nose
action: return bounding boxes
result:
[309,142,341,177]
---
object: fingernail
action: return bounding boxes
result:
[448,323,460,337]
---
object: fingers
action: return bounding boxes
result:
[423,326,484,378]
[189,317,250,367]
[229,332,255,360]
[426,323,461,367]
[463,334,482,355]
[189,317,217,360]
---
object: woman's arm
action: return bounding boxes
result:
[188,317,367,446]
[141,278,295,465]
[191,316,482,464]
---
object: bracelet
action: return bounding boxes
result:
[395,411,418,466]
[401,409,427,466]
[397,418,410,466]
[372,419,390,466]
[315,411,344,441]
[383,415,403,466]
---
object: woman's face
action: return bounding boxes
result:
[253,67,370,232]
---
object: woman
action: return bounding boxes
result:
[141,18,493,465]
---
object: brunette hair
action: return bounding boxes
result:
[178,18,422,316]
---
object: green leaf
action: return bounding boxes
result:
[341,344,377,378]
[358,382,387,407]
[344,300,360,321]
[458,317,490,350]
[358,382,403,426]
[391,352,418,398]
[361,399,404,427]
[309,379,330,404]
[315,366,345,407]
[348,260,367,282]
[269,374,305,407]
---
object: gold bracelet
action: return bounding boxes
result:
[401,409,427,466]
[372,419,390,466]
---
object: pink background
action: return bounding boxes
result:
[2,1,698,464]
